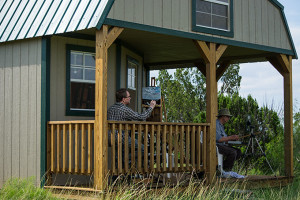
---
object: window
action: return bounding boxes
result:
[66,45,95,116]
[192,0,233,37]
[127,60,137,90]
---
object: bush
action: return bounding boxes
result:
[0,177,58,200]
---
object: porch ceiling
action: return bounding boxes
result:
[79,27,271,69]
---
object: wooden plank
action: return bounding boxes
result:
[267,2,275,46]
[124,0,134,21]
[153,0,163,27]
[0,44,4,186]
[174,125,178,171]
[261,0,268,46]
[284,56,293,177]
[107,121,210,126]
[234,0,242,41]
[4,44,12,182]
[81,123,86,174]
[87,123,92,174]
[216,61,231,81]
[51,124,55,172]
[162,125,167,171]
[203,126,207,170]
[106,27,124,49]
[69,124,73,173]
[255,0,262,44]
[131,124,136,171]
[150,124,155,172]
[156,125,161,172]
[171,0,180,29]
[134,0,144,24]
[74,124,79,173]
[144,124,148,173]
[56,124,61,173]
[62,124,67,172]
[249,0,256,43]
[215,45,227,63]
[179,0,189,31]
[138,124,142,172]
[197,126,201,171]
[111,123,116,174]
[180,125,184,170]
[168,125,172,171]
[193,40,210,63]
[48,120,95,124]
[124,124,129,172]
[144,0,154,25]
[118,124,122,173]
[94,26,109,189]
[191,126,195,169]
[12,43,21,178]
[186,125,190,170]
[242,0,250,42]
[162,0,172,29]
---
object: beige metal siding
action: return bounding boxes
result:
[50,36,117,120]
[107,0,292,51]
[0,39,41,187]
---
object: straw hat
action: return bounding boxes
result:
[217,108,232,117]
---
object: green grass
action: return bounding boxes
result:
[1,176,300,199]
[0,177,59,200]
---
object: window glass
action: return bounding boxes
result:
[69,50,96,111]
[127,60,137,90]
[195,0,229,31]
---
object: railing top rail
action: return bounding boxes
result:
[47,120,210,126]
[48,120,95,125]
[108,121,210,126]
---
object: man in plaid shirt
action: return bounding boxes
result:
[107,88,156,121]
[107,88,156,168]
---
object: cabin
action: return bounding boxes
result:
[0,0,297,190]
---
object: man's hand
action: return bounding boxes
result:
[228,135,239,141]
[149,100,156,109]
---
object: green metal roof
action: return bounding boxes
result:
[0,0,114,43]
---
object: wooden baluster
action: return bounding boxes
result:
[56,124,61,173]
[75,124,79,173]
[131,124,136,172]
[87,123,92,174]
[138,124,142,172]
[203,126,207,170]
[111,123,116,175]
[81,123,86,174]
[174,125,178,172]
[62,124,66,173]
[168,125,172,171]
[51,124,55,172]
[197,126,202,171]
[180,125,184,171]
[186,126,190,170]
[150,125,155,172]
[162,125,167,172]
[191,126,196,170]
[69,124,73,173]
[144,125,148,173]
[124,124,129,173]
[156,125,161,173]
[118,124,122,174]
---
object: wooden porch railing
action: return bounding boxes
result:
[47,120,209,176]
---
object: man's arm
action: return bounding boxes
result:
[218,135,239,143]
[125,100,156,121]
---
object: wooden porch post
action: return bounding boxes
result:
[194,41,227,183]
[94,25,123,190]
[267,54,293,178]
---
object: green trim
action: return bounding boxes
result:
[192,0,234,38]
[96,0,116,30]
[116,41,121,90]
[126,56,140,110]
[65,44,95,117]
[269,0,284,9]
[41,37,51,187]
[104,18,296,57]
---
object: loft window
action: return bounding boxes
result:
[66,45,95,116]
[193,0,233,37]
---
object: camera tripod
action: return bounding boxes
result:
[240,126,276,176]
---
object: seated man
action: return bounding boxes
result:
[216,108,241,171]
[107,88,156,167]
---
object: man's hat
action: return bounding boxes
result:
[217,108,232,117]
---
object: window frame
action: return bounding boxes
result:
[126,56,139,110]
[66,44,95,116]
[192,0,234,37]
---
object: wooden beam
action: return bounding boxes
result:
[215,44,228,63]
[216,60,231,81]
[94,25,123,190]
[284,56,293,177]
[266,56,285,76]
[277,54,290,73]
[193,40,210,63]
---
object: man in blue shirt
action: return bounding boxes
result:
[216,108,241,171]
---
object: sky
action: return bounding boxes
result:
[150,0,300,111]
